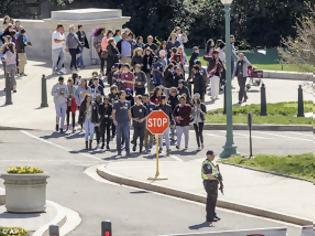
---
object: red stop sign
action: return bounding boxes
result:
[146,110,169,135]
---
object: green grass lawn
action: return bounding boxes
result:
[186,48,314,72]
[205,101,314,125]
[221,153,315,183]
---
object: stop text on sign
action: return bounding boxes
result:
[146,110,169,135]
[147,117,168,128]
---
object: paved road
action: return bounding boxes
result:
[0,130,303,236]
[29,129,314,161]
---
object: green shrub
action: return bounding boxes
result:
[0,227,28,236]
[7,166,43,174]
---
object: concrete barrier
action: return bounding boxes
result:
[300,225,315,236]
[160,227,287,236]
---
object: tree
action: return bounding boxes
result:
[278,4,315,72]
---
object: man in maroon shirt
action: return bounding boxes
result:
[173,95,192,150]
[120,64,134,94]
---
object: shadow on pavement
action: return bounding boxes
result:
[189,221,212,230]
[40,132,64,139]
[171,149,200,156]
[0,211,41,219]
[247,89,260,93]
[65,132,85,139]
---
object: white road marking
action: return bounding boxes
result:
[219,130,273,140]
[256,131,314,142]
[169,154,184,162]
[233,131,273,140]
[287,132,314,138]
[205,133,226,138]
[20,130,102,161]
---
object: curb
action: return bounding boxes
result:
[33,200,81,236]
[202,124,313,132]
[96,165,313,226]
[221,162,315,185]
[34,201,67,236]
[263,71,314,81]
[185,65,314,81]
[0,126,35,131]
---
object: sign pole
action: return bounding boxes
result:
[155,134,160,178]
[148,134,167,180]
[146,110,169,181]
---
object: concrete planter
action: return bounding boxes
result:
[0,173,49,213]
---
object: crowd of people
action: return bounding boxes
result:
[0,15,31,93]
[50,24,253,158]
[0,16,252,157]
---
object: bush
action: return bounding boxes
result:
[7,166,43,174]
[0,227,28,236]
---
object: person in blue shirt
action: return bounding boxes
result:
[112,90,132,157]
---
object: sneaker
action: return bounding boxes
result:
[176,145,180,150]
[197,146,201,151]
[106,144,110,150]
[132,145,136,152]
[208,222,214,227]
[213,216,221,222]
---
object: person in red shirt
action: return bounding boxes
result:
[173,95,192,150]
[120,64,134,94]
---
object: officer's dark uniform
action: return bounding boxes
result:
[201,158,219,223]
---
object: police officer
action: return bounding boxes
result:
[201,150,222,226]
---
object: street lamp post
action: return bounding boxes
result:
[220,0,238,158]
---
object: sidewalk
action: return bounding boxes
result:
[98,159,315,223]
[0,60,313,130]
